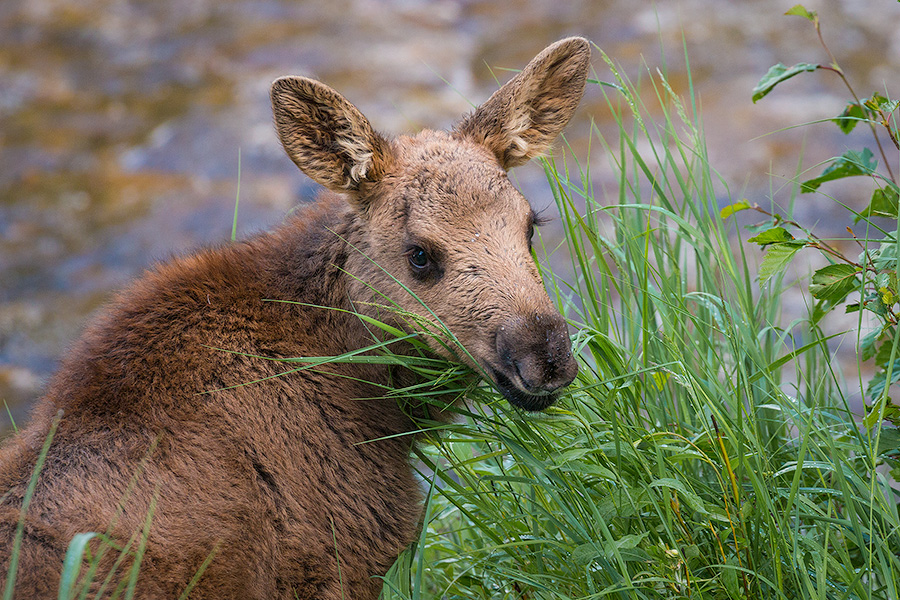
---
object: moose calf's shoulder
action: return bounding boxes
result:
[0,37,589,599]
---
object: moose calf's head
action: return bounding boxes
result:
[271,38,588,411]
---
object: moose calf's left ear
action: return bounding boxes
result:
[454,37,591,170]
[271,76,393,194]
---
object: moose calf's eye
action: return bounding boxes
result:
[407,247,430,270]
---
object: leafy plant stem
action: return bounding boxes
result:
[814,23,896,183]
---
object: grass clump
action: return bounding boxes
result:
[383,46,900,600]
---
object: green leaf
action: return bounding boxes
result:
[882,99,900,116]
[877,427,900,453]
[801,148,878,193]
[869,297,890,318]
[610,533,650,551]
[571,534,652,567]
[865,393,900,428]
[773,461,837,477]
[867,359,900,403]
[785,4,817,21]
[855,186,900,223]
[758,242,805,283]
[752,62,820,103]
[882,403,900,427]
[570,542,601,566]
[649,478,710,516]
[747,226,795,245]
[869,240,900,272]
[720,200,751,219]
[722,555,742,597]
[875,333,899,365]
[861,327,884,362]
[811,301,826,325]
[864,92,896,113]
[809,263,861,306]
[834,102,867,134]
[745,219,778,234]
[891,460,900,481]
[835,94,900,134]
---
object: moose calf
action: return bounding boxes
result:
[0,37,588,599]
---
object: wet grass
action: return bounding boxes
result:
[382,53,900,600]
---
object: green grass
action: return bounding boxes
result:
[381,52,900,600]
[5,44,900,600]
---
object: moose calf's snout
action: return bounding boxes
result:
[495,312,578,405]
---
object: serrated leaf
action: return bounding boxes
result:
[834,102,867,134]
[876,272,893,295]
[876,427,900,453]
[861,327,884,362]
[720,200,751,219]
[809,263,861,305]
[801,148,877,193]
[745,219,778,234]
[865,393,900,428]
[758,242,805,283]
[747,226,795,245]
[837,95,900,134]
[875,333,899,365]
[869,241,900,272]
[866,291,891,318]
[878,401,900,428]
[892,462,900,481]
[785,4,817,20]
[811,301,828,325]
[883,99,900,116]
[752,62,820,103]
[867,359,900,403]
[855,186,900,223]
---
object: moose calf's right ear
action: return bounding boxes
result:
[454,37,591,170]
[271,76,393,194]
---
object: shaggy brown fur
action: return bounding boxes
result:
[0,37,589,598]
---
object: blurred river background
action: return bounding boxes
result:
[2,0,900,429]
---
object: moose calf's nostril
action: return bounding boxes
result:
[512,356,541,392]
[495,313,578,396]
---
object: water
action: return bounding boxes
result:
[2,0,899,427]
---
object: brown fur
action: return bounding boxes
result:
[0,38,589,598]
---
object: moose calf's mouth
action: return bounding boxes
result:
[490,368,562,412]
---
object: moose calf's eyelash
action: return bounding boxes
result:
[530,209,552,228]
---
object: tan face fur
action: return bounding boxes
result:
[271,37,589,410]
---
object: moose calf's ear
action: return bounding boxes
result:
[271,76,393,195]
[454,37,591,170]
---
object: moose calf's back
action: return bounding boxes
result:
[0,37,589,599]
